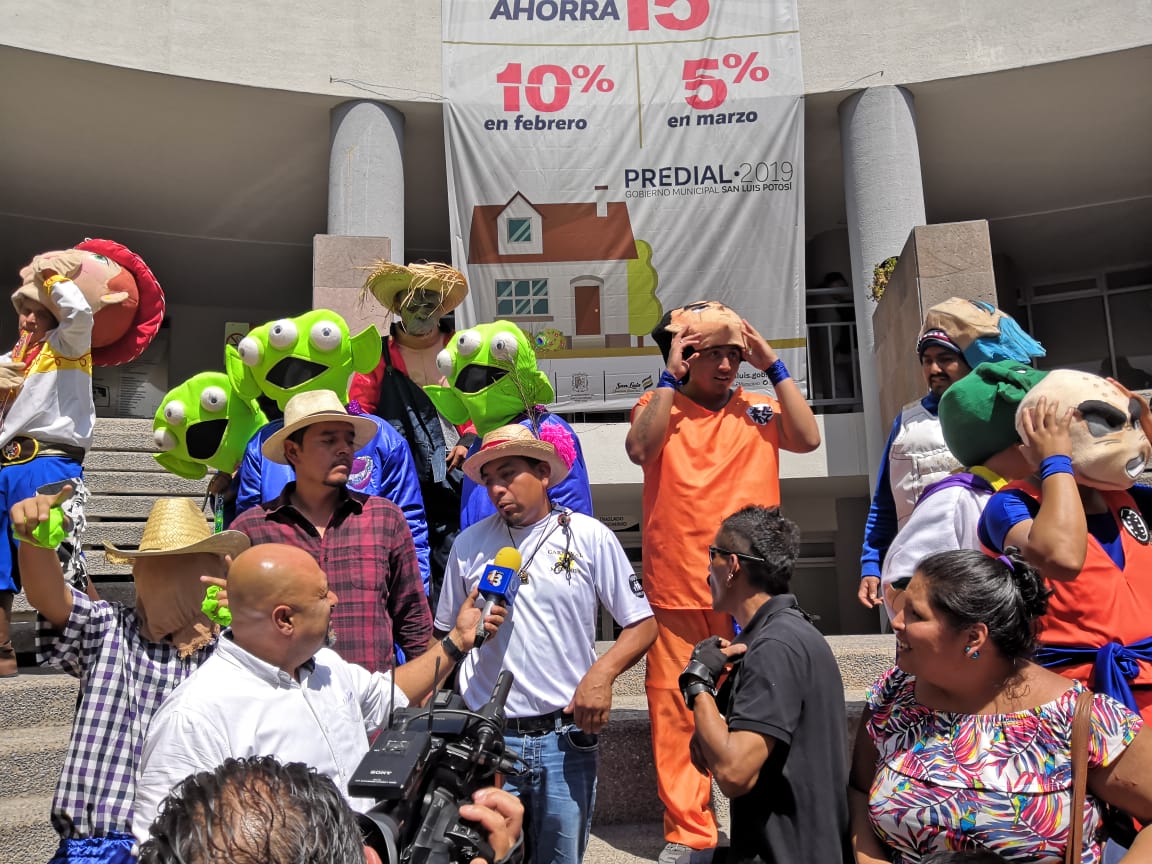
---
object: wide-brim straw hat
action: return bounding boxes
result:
[361,261,468,316]
[104,498,250,563]
[262,389,378,464]
[463,424,571,485]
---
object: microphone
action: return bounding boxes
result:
[474,547,522,647]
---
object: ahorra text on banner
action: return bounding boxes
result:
[443,0,805,411]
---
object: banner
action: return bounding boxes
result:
[443,0,804,411]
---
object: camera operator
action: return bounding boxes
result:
[436,426,657,864]
[138,756,523,864]
[132,543,507,844]
[682,507,849,864]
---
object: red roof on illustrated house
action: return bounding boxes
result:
[469,193,638,265]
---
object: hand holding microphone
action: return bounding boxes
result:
[474,547,522,647]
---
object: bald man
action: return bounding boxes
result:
[132,542,504,842]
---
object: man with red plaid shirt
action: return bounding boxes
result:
[230,389,432,671]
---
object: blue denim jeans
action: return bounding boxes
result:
[503,723,599,864]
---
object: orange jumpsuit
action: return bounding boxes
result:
[634,386,783,848]
[1009,482,1152,723]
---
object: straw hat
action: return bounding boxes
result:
[104,498,250,563]
[463,424,571,484]
[361,261,468,316]
[261,389,377,464]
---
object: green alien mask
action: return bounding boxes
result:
[224,309,382,409]
[423,321,555,435]
[153,372,269,479]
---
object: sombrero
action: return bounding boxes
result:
[261,389,378,464]
[104,498,249,563]
[463,424,571,484]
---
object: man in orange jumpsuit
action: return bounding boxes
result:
[625,301,820,863]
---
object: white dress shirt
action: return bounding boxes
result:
[132,634,408,843]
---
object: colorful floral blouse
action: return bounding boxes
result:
[866,667,1142,863]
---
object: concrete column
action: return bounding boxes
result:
[839,86,926,486]
[328,100,406,258]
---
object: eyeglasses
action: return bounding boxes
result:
[708,545,766,563]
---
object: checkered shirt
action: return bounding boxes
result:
[36,587,215,839]
[229,483,432,672]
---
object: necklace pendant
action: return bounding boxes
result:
[519,571,529,585]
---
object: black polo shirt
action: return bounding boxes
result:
[721,594,850,864]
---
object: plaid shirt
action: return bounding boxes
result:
[229,483,432,672]
[36,588,215,839]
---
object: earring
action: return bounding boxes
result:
[963,646,971,655]
[971,650,981,660]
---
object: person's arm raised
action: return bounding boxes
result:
[625,330,699,465]
[10,485,75,629]
[1002,397,1085,581]
[741,319,820,453]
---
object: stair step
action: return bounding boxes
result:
[587,821,666,864]
[91,418,160,452]
[0,795,59,864]
[0,671,79,729]
[83,472,206,496]
[0,725,72,797]
[827,634,896,689]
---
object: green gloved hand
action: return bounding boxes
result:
[14,506,68,549]
[201,584,232,627]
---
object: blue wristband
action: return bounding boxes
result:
[1039,454,1074,480]
[765,359,790,386]
[658,370,682,390]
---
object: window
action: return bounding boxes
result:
[1021,265,1152,388]
[496,279,549,316]
[507,218,532,244]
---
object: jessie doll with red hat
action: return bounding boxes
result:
[0,239,164,677]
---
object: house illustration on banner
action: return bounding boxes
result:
[468,188,655,350]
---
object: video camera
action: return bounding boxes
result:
[350,671,524,864]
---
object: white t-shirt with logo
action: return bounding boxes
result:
[435,510,652,718]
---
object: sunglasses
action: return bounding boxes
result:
[708,545,766,563]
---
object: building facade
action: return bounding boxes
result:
[1,0,1149,633]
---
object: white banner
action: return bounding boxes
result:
[443,0,804,411]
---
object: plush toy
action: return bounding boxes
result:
[225,309,382,410]
[422,320,592,529]
[15,239,165,366]
[980,368,1152,721]
[423,321,554,436]
[152,372,268,479]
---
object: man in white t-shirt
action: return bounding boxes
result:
[436,424,657,864]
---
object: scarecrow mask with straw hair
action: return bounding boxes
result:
[360,261,468,338]
[422,321,554,436]
[104,498,250,656]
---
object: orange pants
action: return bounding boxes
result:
[645,607,735,848]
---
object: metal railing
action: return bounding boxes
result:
[806,316,862,412]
